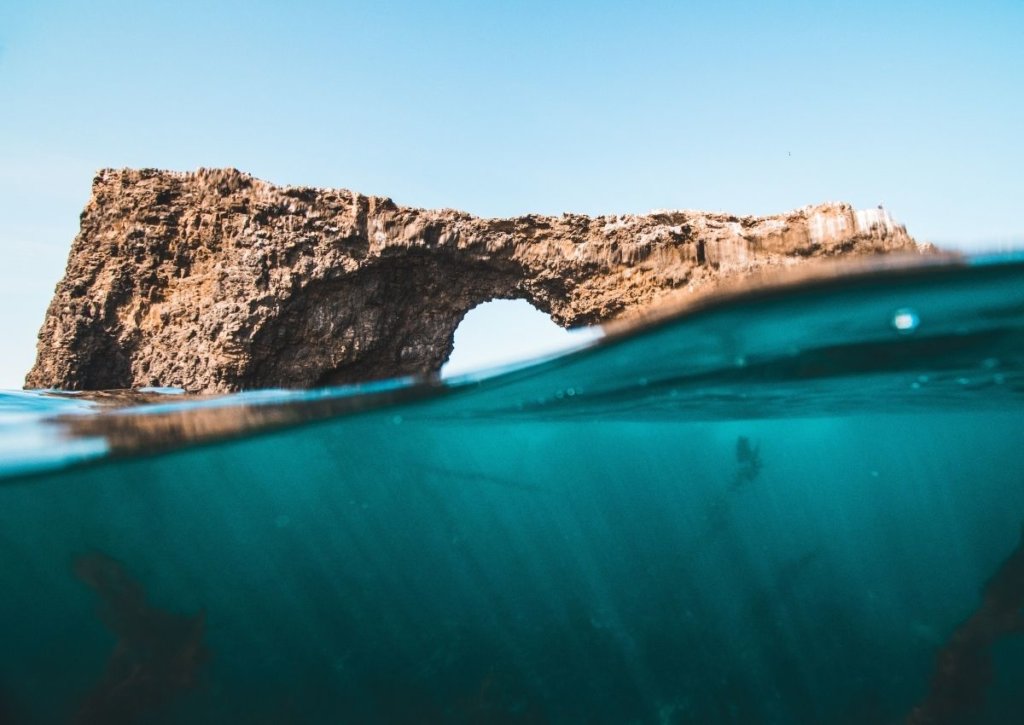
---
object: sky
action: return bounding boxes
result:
[441,299,601,379]
[0,0,1021,389]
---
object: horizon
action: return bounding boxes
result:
[2,0,1022,389]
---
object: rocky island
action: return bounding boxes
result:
[26,168,925,393]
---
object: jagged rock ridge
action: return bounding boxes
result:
[26,168,925,393]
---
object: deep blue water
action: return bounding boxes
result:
[1,256,1023,723]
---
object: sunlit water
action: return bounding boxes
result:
[1,256,1023,724]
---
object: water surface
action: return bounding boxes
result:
[1,256,1023,723]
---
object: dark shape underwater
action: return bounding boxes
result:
[72,552,209,724]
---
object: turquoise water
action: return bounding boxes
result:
[1,257,1023,723]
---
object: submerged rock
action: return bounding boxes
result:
[26,168,926,393]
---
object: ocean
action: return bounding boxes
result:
[1,255,1022,723]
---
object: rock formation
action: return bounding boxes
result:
[26,168,925,393]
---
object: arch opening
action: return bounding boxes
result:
[440,298,602,379]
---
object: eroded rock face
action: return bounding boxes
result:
[26,168,925,392]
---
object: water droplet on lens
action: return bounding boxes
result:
[982,357,1000,369]
[566,387,576,397]
[891,308,920,333]
[638,377,648,386]
[994,373,1006,385]
[391,415,403,424]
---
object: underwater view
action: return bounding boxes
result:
[1,255,1023,724]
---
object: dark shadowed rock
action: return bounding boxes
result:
[26,168,926,393]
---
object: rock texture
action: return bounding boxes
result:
[27,168,925,393]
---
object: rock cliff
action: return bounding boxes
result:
[26,168,925,393]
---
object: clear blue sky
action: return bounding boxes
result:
[1,0,1022,389]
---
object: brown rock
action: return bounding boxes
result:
[25,168,926,393]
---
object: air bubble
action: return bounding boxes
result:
[891,308,920,333]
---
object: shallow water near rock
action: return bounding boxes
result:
[1,255,1023,723]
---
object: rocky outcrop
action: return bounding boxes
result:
[26,168,925,393]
